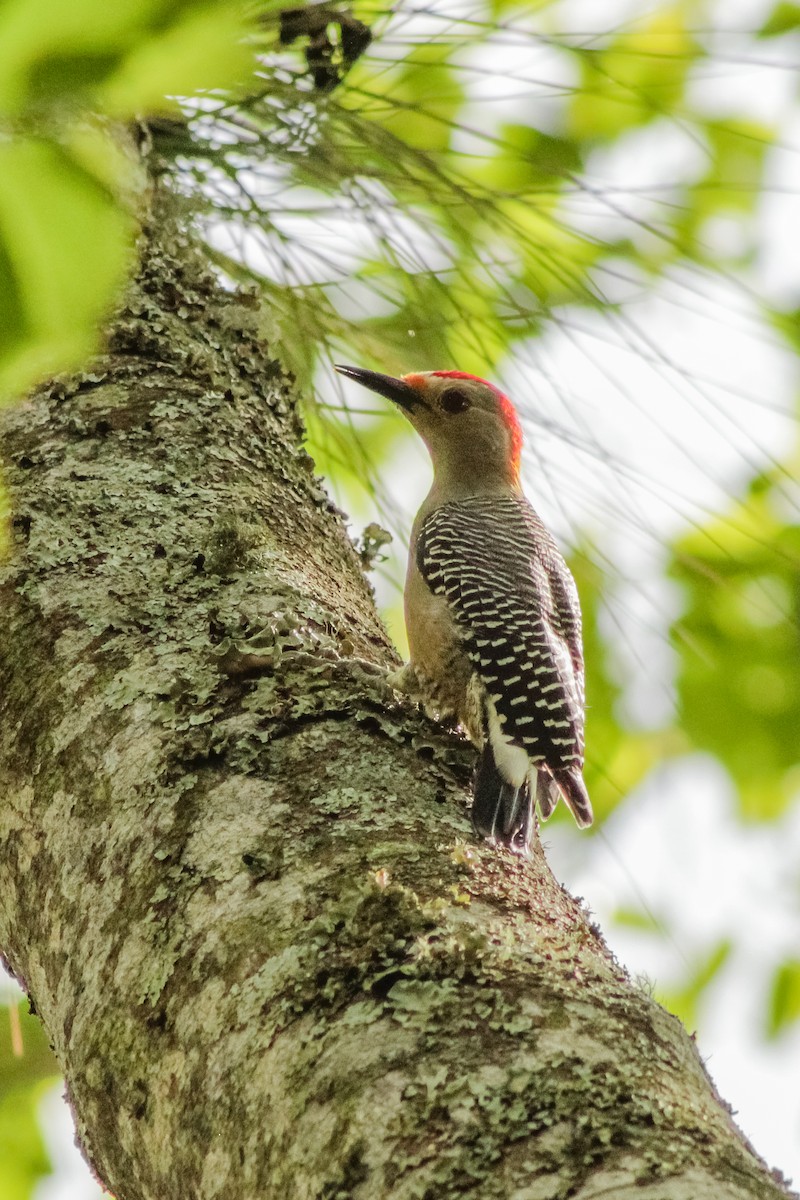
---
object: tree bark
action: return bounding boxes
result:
[0,210,794,1200]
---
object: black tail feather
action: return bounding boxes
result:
[472,744,533,856]
[550,767,594,828]
[536,771,559,822]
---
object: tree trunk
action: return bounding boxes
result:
[0,208,794,1200]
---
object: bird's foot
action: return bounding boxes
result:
[385,662,423,697]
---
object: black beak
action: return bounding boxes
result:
[334,364,423,412]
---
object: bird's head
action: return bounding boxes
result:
[335,366,522,495]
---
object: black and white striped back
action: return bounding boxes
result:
[416,495,585,771]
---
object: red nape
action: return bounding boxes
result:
[431,370,523,471]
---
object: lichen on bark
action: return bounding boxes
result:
[0,211,795,1200]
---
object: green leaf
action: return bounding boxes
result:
[508,201,602,307]
[487,0,550,15]
[469,126,583,192]
[0,0,153,113]
[304,402,412,525]
[27,51,122,106]
[0,1086,52,1200]
[658,939,732,1031]
[767,959,800,1037]
[670,470,800,819]
[99,3,254,116]
[0,1002,60,1093]
[0,0,258,405]
[0,1000,61,1200]
[0,0,254,116]
[568,6,699,141]
[0,137,133,403]
[571,552,671,820]
[700,119,772,213]
[671,117,773,261]
[347,44,465,153]
[758,2,800,36]
[612,907,666,932]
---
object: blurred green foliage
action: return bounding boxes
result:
[573,552,675,821]
[659,938,733,1032]
[768,959,800,1037]
[568,6,699,141]
[758,2,800,36]
[0,0,254,117]
[0,0,256,404]
[671,468,800,821]
[0,136,132,399]
[0,1001,61,1199]
[0,1087,51,1200]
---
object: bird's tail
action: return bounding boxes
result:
[545,767,594,828]
[472,742,533,856]
[535,772,560,822]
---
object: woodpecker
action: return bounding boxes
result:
[335,364,593,855]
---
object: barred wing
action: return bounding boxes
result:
[416,495,585,768]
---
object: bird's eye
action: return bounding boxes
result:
[440,388,470,414]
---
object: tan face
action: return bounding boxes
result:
[335,365,522,492]
[399,372,519,479]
